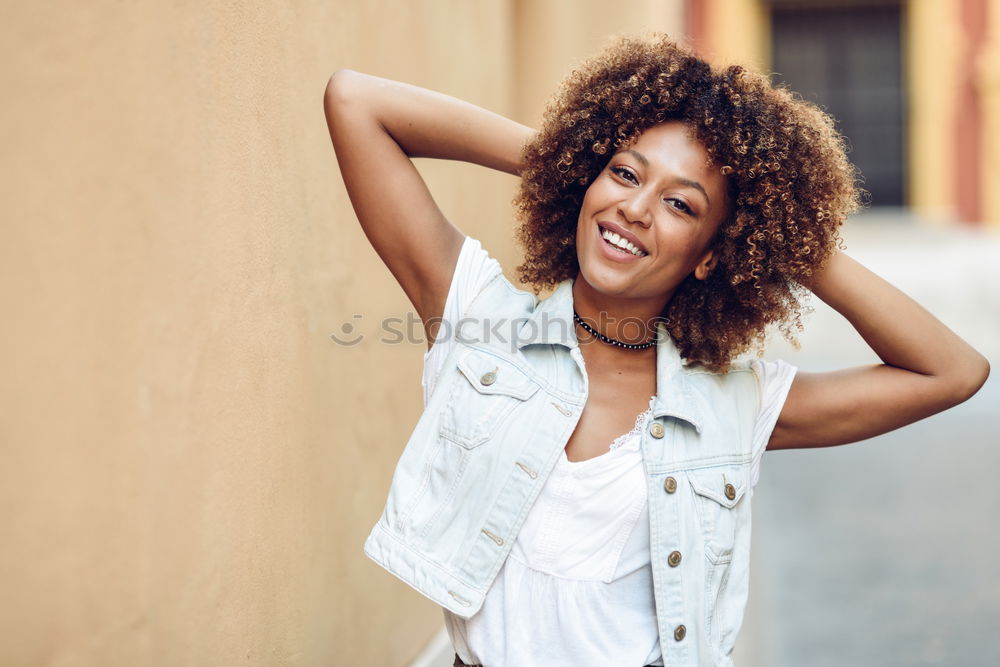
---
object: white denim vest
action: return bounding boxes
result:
[365,275,761,667]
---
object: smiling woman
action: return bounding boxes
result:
[515,37,857,371]
[324,34,988,667]
[573,122,728,321]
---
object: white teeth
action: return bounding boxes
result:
[601,228,647,257]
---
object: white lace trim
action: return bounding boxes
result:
[608,395,657,451]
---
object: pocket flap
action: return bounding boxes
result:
[456,349,539,401]
[688,466,748,509]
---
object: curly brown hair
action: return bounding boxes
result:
[514,35,861,371]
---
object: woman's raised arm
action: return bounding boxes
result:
[323,70,533,339]
[769,251,990,450]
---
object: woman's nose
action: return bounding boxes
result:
[620,189,653,227]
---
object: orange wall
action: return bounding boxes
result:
[977,0,1000,227]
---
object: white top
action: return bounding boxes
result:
[424,237,797,667]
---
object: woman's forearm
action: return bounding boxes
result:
[326,69,533,176]
[807,251,989,396]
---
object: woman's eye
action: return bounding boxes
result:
[666,198,693,214]
[610,166,637,183]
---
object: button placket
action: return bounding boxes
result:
[661,473,685,643]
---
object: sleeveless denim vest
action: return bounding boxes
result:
[365,275,762,667]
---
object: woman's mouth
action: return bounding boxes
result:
[599,226,648,257]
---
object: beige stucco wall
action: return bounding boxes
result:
[512,0,686,124]
[0,1,686,665]
[0,1,519,665]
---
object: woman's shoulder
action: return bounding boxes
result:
[676,356,797,418]
[456,236,544,317]
[682,355,797,378]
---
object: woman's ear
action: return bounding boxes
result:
[694,250,718,281]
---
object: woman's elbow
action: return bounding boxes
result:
[947,353,991,406]
[324,69,364,117]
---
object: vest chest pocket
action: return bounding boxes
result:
[439,349,540,449]
[688,465,749,564]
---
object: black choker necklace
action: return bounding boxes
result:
[573,310,657,350]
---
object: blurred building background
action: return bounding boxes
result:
[1,1,996,666]
[692,0,1000,226]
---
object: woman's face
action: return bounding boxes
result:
[575,121,731,308]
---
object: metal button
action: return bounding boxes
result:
[663,476,677,494]
[480,368,497,386]
[724,483,736,500]
[674,624,686,641]
[649,422,665,439]
[668,550,682,567]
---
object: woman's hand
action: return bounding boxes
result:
[323,71,534,343]
[768,251,990,449]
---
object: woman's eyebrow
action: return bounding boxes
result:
[625,149,649,167]
[625,149,711,206]
[676,177,710,206]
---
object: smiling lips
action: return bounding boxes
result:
[598,223,648,257]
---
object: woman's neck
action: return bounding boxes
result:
[571,278,669,347]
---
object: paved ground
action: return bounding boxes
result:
[739,380,1000,667]
[415,211,1000,667]
[736,211,1000,667]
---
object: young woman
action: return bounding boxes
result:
[324,36,989,667]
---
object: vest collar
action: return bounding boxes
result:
[517,279,705,433]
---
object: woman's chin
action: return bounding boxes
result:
[576,263,638,298]
[576,258,681,309]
